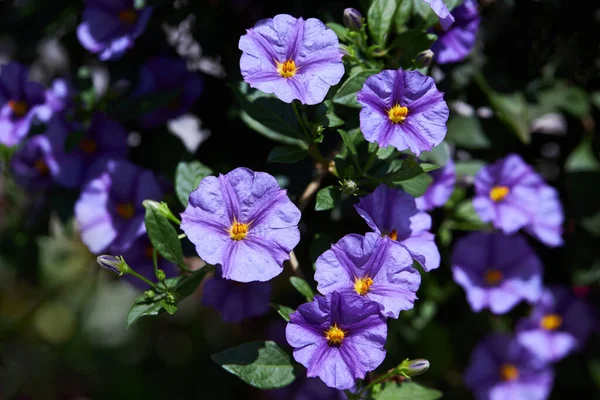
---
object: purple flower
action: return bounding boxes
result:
[473,154,564,244]
[46,113,129,188]
[133,56,204,128]
[11,135,60,190]
[415,158,455,210]
[120,236,178,290]
[423,0,455,31]
[315,233,420,318]
[270,376,348,400]
[180,167,301,283]
[356,69,449,156]
[0,62,46,147]
[77,0,153,61]
[354,184,440,272]
[239,14,344,105]
[75,159,162,254]
[431,0,480,64]
[286,292,387,390]
[39,78,76,120]
[464,333,554,400]
[451,232,543,314]
[516,285,596,363]
[202,266,271,323]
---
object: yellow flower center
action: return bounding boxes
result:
[325,324,345,346]
[540,313,562,331]
[116,203,135,219]
[499,364,519,381]
[277,59,297,78]
[34,159,49,175]
[489,186,510,202]
[118,10,138,25]
[228,219,250,241]
[79,138,97,154]
[387,104,409,124]
[8,100,28,117]
[354,277,374,296]
[484,269,503,286]
[387,229,398,241]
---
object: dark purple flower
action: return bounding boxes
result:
[464,333,554,400]
[451,232,543,314]
[39,78,76,121]
[11,135,60,190]
[431,0,480,64]
[286,292,387,390]
[180,167,301,283]
[354,184,440,272]
[239,14,344,105]
[524,185,564,247]
[77,0,153,61]
[315,233,420,318]
[120,236,178,290]
[202,266,271,323]
[423,0,455,31]
[415,158,455,211]
[356,69,449,156]
[0,62,46,147]
[75,159,162,254]
[46,113,129,188]
[133,56,203,128]
[516,285,596,363]
[270,376,348,400]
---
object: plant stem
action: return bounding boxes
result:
[357,368,399,397]
[128,269,158,289]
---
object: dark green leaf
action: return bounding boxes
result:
[454,199,484,225]
[212,341,296,389]
[315,186,341,211]
[538,81,590,118]
[175,161,213,207]
[126,296,164,328]
[455,160,485,178]
[317,100,344,128]
[164,265,214,299]
[338,129,358,157]
[446,115,491,149]
[375,382,442,400]
[394,0,414,30]
[333,70,378,108]
[160,300,178,315]
[565,137,600,173]
[396,173,433,197]
[290,276,315,301]
[326,22,349,42]
[267,146,307,164]
[368,0,399,45]
[388,30,437,68]
[145,206,185,268]
[270,303,295,322]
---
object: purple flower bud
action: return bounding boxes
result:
[404,359,430,376]
[415,49,434,67]
[343,8,363,31]
[96,255,129,276]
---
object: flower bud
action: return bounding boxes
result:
[397,358,430,377]
[339,44,354,57]
[340,179,359,195]
[156,269,166,281]
[415,49,434,68]
[343,8,363,31]
[96,255,129,276]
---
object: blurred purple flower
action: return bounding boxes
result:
[239,14,344,105]
[120,236,178,290]
[75,159,162,254]
[354,184,440,272]
[416,158,455,210]
[356,69,449,156]
[180,167,301,283]
[516,285,596,363]
[11,135,59,190]
[133,56,203,128]
[0,62,46,147]
[77,0,153,61]
[315,233,420,318]
[46,113,129,188]
[473,154,564,246]
[423,0,455,30]
[431,0,480,64]
[202,266,271,323]
[451,232,543,314]
[39,78,76,121]
[286,292,387,390]
[464,333,554,400]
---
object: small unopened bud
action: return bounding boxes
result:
[397,358,430,377]
[343,8,363,31]
[340,179,359,195]
[156,269,166,281]
[339,44,354,57]
[96,255,129,276]
[143,200,180,224]
[145,290,155,299]
[415,49,434,68]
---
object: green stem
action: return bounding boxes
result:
[292,100,310,139]
[363,149,379,173]
[357,369,398,397]
[128,269,158,289]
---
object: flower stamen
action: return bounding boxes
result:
[484,269,503,286]
[499,363,519,381]
[387,104,409,124]
[354,276,374,296]
[79,138,97,154]
[116,203,135,219]
[277,59,297,78]
[8,100,28,117]
[325,324,345,346]
[34,159,49,175]
[540,313,562,331]
[118,10,138,25]
[489,186,510,202]
[228,218,250,240]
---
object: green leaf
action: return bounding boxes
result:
[397,173,433,197]
[333,70,379,108]
[338,129,358,157]
[446,115,491,149]
[164,265,214,299]
[317,100,344,128]
[231,82,306,147]
[212,341,296,389]
[565,137,600,172]
[388,30,437,68]
[126,296,164,328]
[375,382,442,400]
[175,161,213,207]
[326,22,349,42]
[315,186,341,211]
[455,160,485,178]
[160,300,178,315]
[267,146,307,163]
[290,276,315,301]
[145,206,185,268]
[384,159,438,183]
[368,0,399,45]
[454,199,484,225]
[538,81,591,118]
[394,0,415,30]
[270,304,295,322]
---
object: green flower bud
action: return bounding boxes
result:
[96,255,130,276]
